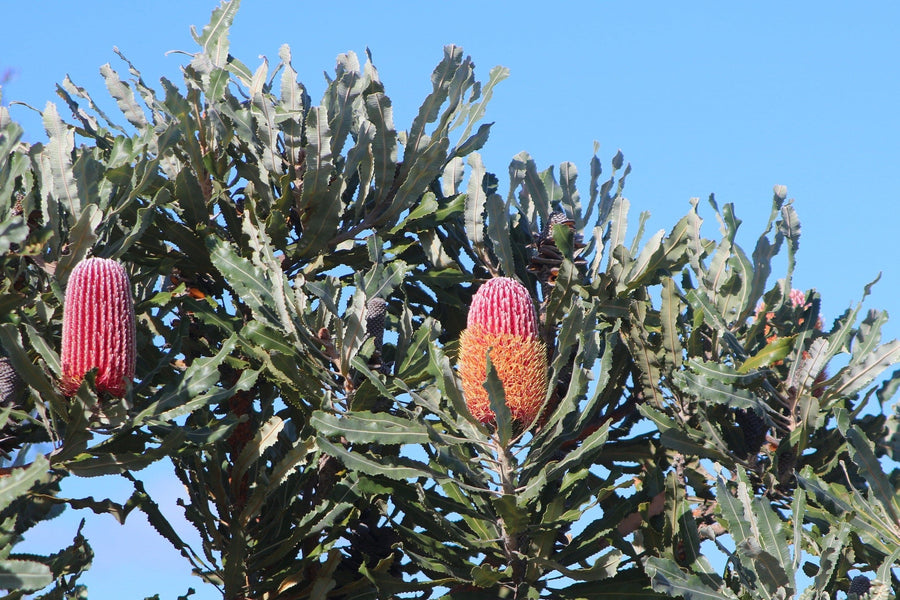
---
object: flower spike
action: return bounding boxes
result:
[459,278,548,424]
[60,258,136,397]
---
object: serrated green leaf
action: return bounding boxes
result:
[826,339,900,402]
[604,196,629,271]
[624,228,664,287]
[42,102,80,217]
[240,436,317,525]
[660,277,684,370]
[0,213,26,252]
[737,335,795,374]
[485,190,515,276]
[364,90,398,207]
[751,495,793,584]
[317,438,432,483]
[0,558,53,592]
[295,105,342,255]
[519,421,609,503]
[645,556,732,600]
[714,471,752,546]
[521,154,550,229]
[455,63,507,150]
[241,320,296,356]
[406,45,463,158]
[311,410,461,447]
[483,350,512,447]
[134,334,244,425]
[191,0,239,68]
[841,419,900,524]
[624,304,664,409]
[100,64,148,129]
[0,455,53,514]
[736,541,789,598]
[208,237,282,326]
[673,370,760,410]
[812,520,849,594]
[0,324,65,415]
[64,431,186,478]
[463,153,487,250]
[452,122,492,159]
[55,203,100,286]
[231,416,285,509]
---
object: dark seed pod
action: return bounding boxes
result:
[735,408,767,455]
[528,211,587,294]
[0,356,25,458]
[0,356,25,408]
[777,446,797,485]
[364,297,388,376]
[849,575,871,597]
[365,298,387,353]
[344,509,402,577]
[541,211,574,239]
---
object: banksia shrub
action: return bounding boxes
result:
[459,277,548,424]
[60,257,136,397]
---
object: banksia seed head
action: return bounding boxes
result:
[60,258,136,397]
[459,278,548,424]
[0,356,24,408]
[365,297,387,353]
[528,211,587,291]
[735,408,767,456]
[849,575,871,597]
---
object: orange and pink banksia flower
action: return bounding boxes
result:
[459,277,548,425]
[61,257,136,398]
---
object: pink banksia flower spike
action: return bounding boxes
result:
[459,277,548,425]
[61,257,136,397]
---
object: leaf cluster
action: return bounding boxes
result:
[1,2,899,599]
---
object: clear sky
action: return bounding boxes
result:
[4,2,900,598]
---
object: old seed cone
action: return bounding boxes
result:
[0,356,24,408]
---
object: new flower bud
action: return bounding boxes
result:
[459,278,547,424]
[60,258,136,397]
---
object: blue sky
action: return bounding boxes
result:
[4,2,900,598]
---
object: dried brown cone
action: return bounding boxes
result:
[365,298,387,355]
[849,575,871,597]
[0,356,24,409]
[734,408,767,456]
[0,356,25,458]
[528,211,587,293]
[360,297,392,411]
[342,509,402,577]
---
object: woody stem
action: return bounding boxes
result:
[492,434,526,587]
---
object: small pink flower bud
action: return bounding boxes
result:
[789,289,806,308]
[60,258,136,397]
[466,277,539,338]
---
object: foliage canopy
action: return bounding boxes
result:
[1,2,900,599]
